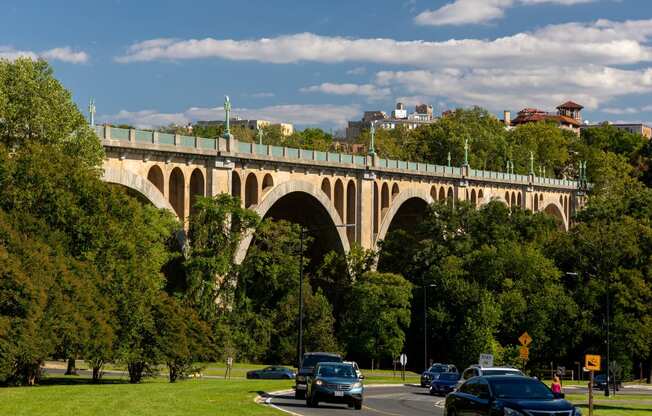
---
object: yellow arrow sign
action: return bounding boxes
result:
[585,354,601,371]
[519,332,532,347]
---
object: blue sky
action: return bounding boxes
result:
[1,0,651,131]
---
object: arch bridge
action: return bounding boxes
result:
[97,125,586,263]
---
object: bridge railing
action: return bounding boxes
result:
[96,125,580,189]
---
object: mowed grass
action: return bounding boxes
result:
[567,394,652,416]
[0,376,292,416]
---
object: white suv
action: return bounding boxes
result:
[457,365,524,389]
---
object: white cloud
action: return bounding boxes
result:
[375,66,652,112]
[415,0,513,26]
[249,92,275,98]
[415,0,594,26]
[99,104,361,129]
[346,66,367,75]
[300,82,390,100]
[0,45,88,63]
[602,105,652,115]
[115,19,652,69]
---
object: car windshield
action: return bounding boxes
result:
[302,355,341,368]
[318,365,356,379]
[490,379,554,400]
[483,369,523,376]
[429,365,449,373]
[439,373,460,381]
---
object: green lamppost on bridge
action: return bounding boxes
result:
[529,151,535,176]
[368,121,376,156]
[257,128,264,145]
[447,151,451,167]
[463,139,469,167]
[223,95,232,138]
[88,97,96,127]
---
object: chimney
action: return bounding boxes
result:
[503,110,511,126]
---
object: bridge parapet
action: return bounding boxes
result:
[95,125,581,190]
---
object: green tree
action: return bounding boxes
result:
[341,272,412,367]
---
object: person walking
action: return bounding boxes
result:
[551,375,562,394]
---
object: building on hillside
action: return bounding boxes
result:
[508,101,584,135]
[196,118,295,136]
[580,122,652,139]
[345,103,438,140]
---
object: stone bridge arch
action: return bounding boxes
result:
[102,166,177,217]
[375,188,434,248]
[234,180,351,264]
[542,199,568,231]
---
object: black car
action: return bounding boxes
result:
[445,375,582,416]
[295,352,343,399]
[593,374,622,391]
[430,372,461,396]
[246,366,296,379]
[306,362,364,410]
[421,363,458,387]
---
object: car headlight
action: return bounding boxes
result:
[573,407,582,416]
[351,382,362,389]
[315,379,323,386]
[297,376,305,382]
[504,408,525,416]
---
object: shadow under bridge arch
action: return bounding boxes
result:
[234,180,351,265]
[375,188,433,250]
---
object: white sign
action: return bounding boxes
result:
[399,354,407,366]
[479,354,494,368]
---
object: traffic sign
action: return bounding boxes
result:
[519,332,533,347]
[519,346,529,360]
[479,354,494,367]
[399,353,407,366]
[585,354,601,371]
[557,366,566,376]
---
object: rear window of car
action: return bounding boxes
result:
[482,369,523,376]
[489,378,554,400]
[429,365,449,373]
[302,355,342,367]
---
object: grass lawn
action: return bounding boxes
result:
[566,394,652,415]
[0,375,292,416]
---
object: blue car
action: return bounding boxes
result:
[306,362,364,410]
[445,375,581,416]
[246,366,295,379]
[430,372,460,396]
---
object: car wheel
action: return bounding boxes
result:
[354,400,362,410]
[295,390,305,400]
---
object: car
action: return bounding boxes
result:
[592,374,622,391]
[421,363,458,387]
[445,375,582,416]
[306,362,364,410]
[295,352,343,399]
[457,365,524,389]
[344,361,363,379]
[430,372,461,396]
[246,366,295,380]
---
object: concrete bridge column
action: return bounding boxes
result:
[358,173,375,250]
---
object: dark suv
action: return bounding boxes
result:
[295,352,343,399]
[445,375,582,416]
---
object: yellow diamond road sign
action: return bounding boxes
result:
[519,332,533,347]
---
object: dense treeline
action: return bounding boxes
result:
[2,58,651,387]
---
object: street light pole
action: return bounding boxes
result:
[422,283,436,371]
[606,275,611,397]
[297,223,355,369]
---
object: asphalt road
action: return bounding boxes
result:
[265,384,446,416]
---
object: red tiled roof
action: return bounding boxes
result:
[556,101,584,110]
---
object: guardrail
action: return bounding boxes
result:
[95,125,580,189]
